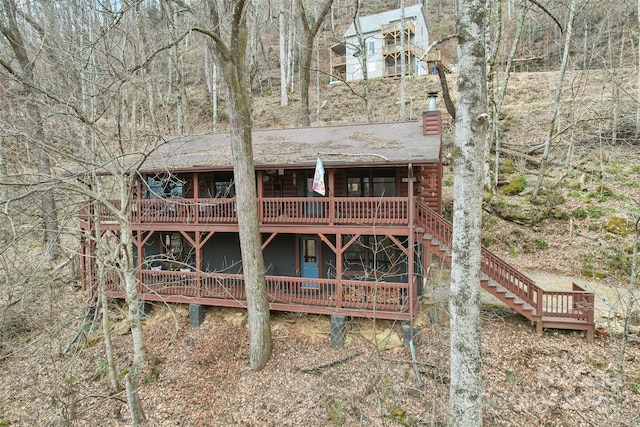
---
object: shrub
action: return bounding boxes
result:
[571,208,588,219]
[501,174,526,195]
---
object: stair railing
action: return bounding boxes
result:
[415,201,594,324]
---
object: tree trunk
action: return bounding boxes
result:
[287,0,296,94]
[399,0,406,121]
[485,0,501,190]
[492,2,528,188]
[0,120,5,202]
[279,0,289,106]
[449,0,487,425]
[220,56,272,370]
[173,6,185,135]
[204,40,218,132]
[95,207,122,394]
[119,178,146,426]
[297,0,333,126]
[435,61,455,119]
[353,0,373,123]
[195,0,272,371]
[100,275,122,393]
[637,0,640,137]
[532,0,576,200]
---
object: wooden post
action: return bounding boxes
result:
[407,164,415,328]
[336,233,343,309]
[329,168,335,225]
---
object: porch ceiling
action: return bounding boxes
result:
[136,121,441,174]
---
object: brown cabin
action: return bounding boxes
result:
[79,110,596,341]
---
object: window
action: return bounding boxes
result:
[373,176,395,197]
[145,174,184,199]
[213,172,235,197]
[198,172,234,198]
[347,170,395,197]
[303,239,317,263]
[367,40,375,56]
[343,236,366,267]
[215,180,235,198]
[347,177,362,197]
[343,236,396,276]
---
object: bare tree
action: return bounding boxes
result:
[399,0,406,121]
[353,0,373,123]
[637,0,640,136]
[532,0,577,201]
[0,109,6,203]
[484,0,502,189]
[449,0,488,425]
[0,0,60,260]
[167,1,187,135]
[192,0,272,371]
[491,2,529,188]
[297,0,334,126]
[204,39,219,131]
[279,0,291,106]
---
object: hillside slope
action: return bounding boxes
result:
[247,70,639,285]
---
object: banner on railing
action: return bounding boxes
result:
[312,154,326,196]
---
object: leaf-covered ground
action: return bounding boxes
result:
[1,290,639,426]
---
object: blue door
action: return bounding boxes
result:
[301,236,319,289]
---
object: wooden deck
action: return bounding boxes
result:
[84,196,419,321]
[89,196,411,227]
[104,270,417,321]
[83,196,596,340]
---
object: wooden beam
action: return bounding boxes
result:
[262,232,278,250]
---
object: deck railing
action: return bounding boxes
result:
[384,65,415,77]
[101,270,412,317]
[382,42,426,58]
[90,196,409,227]
[381,21,416,35]
[415,201,595,323]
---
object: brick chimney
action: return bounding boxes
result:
[422,92,442,135]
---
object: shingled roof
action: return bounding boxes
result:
[136,120,441,173]
[343,3,426,37]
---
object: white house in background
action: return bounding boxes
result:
[330,4,435,83]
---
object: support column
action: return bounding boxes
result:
[402,323,418,347]
[407,163,416,333]
[330,315,347,349]
[189,304,206,327]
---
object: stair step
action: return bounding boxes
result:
[541,316,592,325]
[417,201,594,339]
[481,280,537,316]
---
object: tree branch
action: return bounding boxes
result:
[127,30,191,74]
[192,27,231,62]
[526,0,563,33]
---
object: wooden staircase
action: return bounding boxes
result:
[415,201,595,341]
